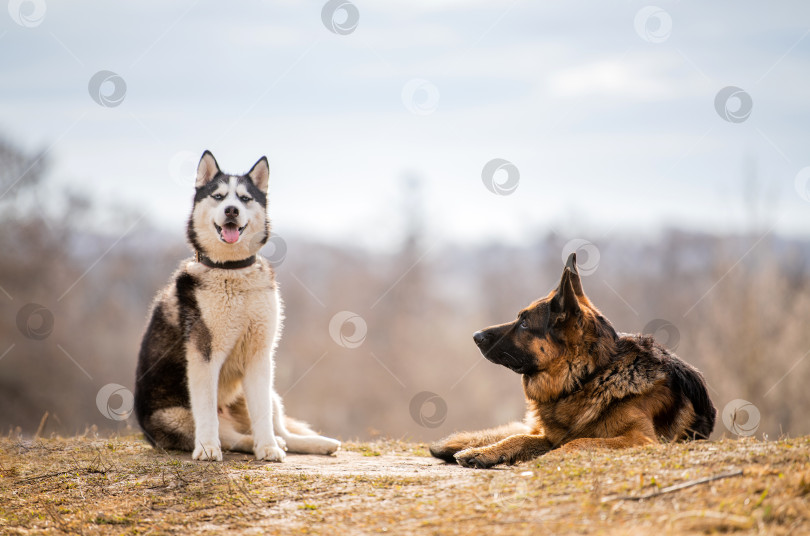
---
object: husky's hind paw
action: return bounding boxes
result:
[313,436,341,455]
[255,444,286,462]
[286,435,341,455]
[193,442,223,461]
[276,436,287,451]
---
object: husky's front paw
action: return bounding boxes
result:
[193,441,223,461]
[276,436,287,451]
[255,444,286,462]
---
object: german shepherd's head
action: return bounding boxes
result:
[186,151,271,263]
[473,253,618,400]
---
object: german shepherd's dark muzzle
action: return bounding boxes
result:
[473,323,538,376]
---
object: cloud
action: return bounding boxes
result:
[547,54,708,101]
[2,0,810,245]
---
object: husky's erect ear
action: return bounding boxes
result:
[564,252,585,297]
[551,265,582,324]
[196,150,220,187]
[248,156,269,193]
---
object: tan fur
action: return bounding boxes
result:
[430,253,716,468]
[429,422,530,462]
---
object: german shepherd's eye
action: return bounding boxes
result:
[239,195,252,203]
[211,193,225,201]
[519,318,529,330]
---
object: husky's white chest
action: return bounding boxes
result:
[185,259,281,361]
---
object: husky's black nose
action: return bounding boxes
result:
[473,330,489,346]
[224,206,239,219]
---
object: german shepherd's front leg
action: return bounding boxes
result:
[430,422,530,462]
[242,350,285,462]
[455,434,553,469]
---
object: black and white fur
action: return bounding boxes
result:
[135,151,340,461]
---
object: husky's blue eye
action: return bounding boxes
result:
[211,194,225,201]
[240,196,252,203]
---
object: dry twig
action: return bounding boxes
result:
[601,469,744,502]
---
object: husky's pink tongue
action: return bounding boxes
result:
[221,225,240,244]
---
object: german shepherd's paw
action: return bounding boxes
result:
[255,444,286,462]
[192,442,223,461]
[429,441,462,463]
[454,447,505,469]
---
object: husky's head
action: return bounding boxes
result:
[186,151,270,262]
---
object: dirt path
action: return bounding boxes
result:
[2,435,809,534]
[229,449,461,478]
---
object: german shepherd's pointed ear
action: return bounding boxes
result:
[248,156,269,193]
[564,252,585,297]
[196,150,220,187]
[551,259,582,324]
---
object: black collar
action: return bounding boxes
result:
[195,252,257,269]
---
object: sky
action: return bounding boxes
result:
[1,0,809,249]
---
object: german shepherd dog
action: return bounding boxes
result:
[135,151,340,461]
[430,253,715,468]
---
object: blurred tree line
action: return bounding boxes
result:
[1,138,808,442]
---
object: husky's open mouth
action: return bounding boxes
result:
[214,222,247,244]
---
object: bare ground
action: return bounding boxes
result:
[1,434,809,535]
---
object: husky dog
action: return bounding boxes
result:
[135,151,340,461]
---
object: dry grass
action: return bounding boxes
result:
[1,434,808,535]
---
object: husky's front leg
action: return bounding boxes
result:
[243,350,285,462]
[187,350,223,461]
